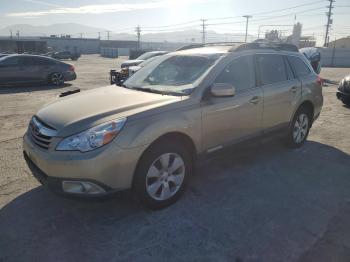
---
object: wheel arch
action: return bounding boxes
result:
[290,100,315,127]
[132,131,197,187]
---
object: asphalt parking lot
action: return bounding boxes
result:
[0,55,350,262]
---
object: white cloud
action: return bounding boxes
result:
[7,0,186,17]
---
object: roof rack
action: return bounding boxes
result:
[233,42,298,52]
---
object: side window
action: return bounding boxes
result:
[37,58,55,65]
[21,57,37,66]
[256,54,287,85]
[287,56,311,78]
[215,55,255,92]
[1,57,20,66]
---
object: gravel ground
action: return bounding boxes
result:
[0,55,350,262]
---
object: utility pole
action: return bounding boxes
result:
[324,0,335,47]
[16,30,20,39]
[200,19,207,45]
[107,30,111,41]
[98,32,101,40]
[9,29,13,39]
[243,15,252,43]
[135,25,141,50]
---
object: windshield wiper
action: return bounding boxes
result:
[131,87,183,96]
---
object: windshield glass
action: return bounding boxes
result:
[124,54,220,96]
[136,52,163,60]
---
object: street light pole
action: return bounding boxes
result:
[243,15,252,43]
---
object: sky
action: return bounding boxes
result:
[0,0,349,45]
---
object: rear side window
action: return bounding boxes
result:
[37,58,56,65]
[215,55,255,91]
[256,54,287,85]
[21,57,37,66]
[287,56,311,77]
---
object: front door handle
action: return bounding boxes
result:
[290,86,298,93]
[249,96,260,104]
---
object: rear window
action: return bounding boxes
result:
[287,56,311,78]
[256,54,287,85]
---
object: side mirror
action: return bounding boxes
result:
[210,83,235,97]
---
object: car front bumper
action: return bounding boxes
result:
[336,91,350,103]
[23,132,147,196]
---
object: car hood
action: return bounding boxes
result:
[36,85,181,137]
[121,59,144,67]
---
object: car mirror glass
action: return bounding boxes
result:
[210,83,235,97]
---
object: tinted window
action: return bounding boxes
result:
[1,56,20,66]
[256,54,287,85]
[21,57,37,66]
[287,56,311,77]
[215,55,255,91]
[37,58,55,65]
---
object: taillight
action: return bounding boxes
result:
[68,65,75,71]
[316,76,323,87]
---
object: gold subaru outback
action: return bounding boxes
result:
[23,43,323,209]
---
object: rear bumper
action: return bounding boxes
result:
[63,72,77,82]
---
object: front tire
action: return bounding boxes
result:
[133,141,192,209]
[287,107,311,148]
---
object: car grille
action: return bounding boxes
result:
[28,117,57,150]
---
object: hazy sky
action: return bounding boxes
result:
[1,0,349,44]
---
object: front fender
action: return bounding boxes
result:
[114,105,202,153]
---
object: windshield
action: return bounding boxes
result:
[136,52,163,60]
[124,54,219,96]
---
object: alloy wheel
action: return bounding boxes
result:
[293,113,309,144]
[146,153,185,201]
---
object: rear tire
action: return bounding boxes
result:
[133,140,192,209]
[286,107,311,148]
[49,72,64,86]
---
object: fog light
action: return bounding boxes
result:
[62,181,106,194]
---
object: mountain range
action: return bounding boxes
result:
[0,23,252,43]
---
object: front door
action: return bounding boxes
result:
[201,55,263,151]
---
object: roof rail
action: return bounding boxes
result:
[175,42,244,51]
[234,42,298,52]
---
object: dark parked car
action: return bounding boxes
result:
[51,51,80,61]
[337,75,350,106]
[0,55,76,86]
[120,51,168,68]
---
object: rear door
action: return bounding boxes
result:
[20,56,44,82]
[255,53,301,131]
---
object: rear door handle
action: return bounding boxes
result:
[249,96,260,104]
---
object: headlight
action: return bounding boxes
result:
[56,118,126,152]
